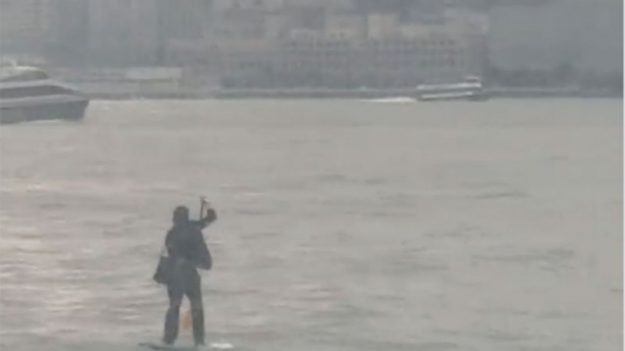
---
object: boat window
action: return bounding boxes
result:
[0,70,49,82]
[0,85,72,98]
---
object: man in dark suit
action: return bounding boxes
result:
[161,203,216,346]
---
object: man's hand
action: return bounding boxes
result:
[200,196,213,214]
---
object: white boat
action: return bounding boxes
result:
[0,65,89,124]
[416,76,489,101]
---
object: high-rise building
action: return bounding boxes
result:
[488,0,622,77]
[47,0,89,65]
[86,0,160,66]
[0,0,53,58]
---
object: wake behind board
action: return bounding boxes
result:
[139,342,234,351]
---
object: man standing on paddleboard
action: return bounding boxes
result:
[158,201,217,347]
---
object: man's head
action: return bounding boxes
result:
[172,205,190,225]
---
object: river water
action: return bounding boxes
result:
[0,99,622,351]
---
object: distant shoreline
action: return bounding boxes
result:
[81,87,622,100]
[212,88,622,100]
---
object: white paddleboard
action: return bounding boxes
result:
[139,342,234,351]
[139,342,196,351]
[210,342,234,350]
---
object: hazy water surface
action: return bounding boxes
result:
[0,99,622,351]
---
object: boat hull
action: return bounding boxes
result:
[0,98,88,124]
[417,90,490,102]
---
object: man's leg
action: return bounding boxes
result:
[187,275,205,346]
[163,285,183,345]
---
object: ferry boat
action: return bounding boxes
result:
[416,76,489,102]
[0,65,89,124]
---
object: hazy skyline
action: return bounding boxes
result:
[0,0,621,91]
